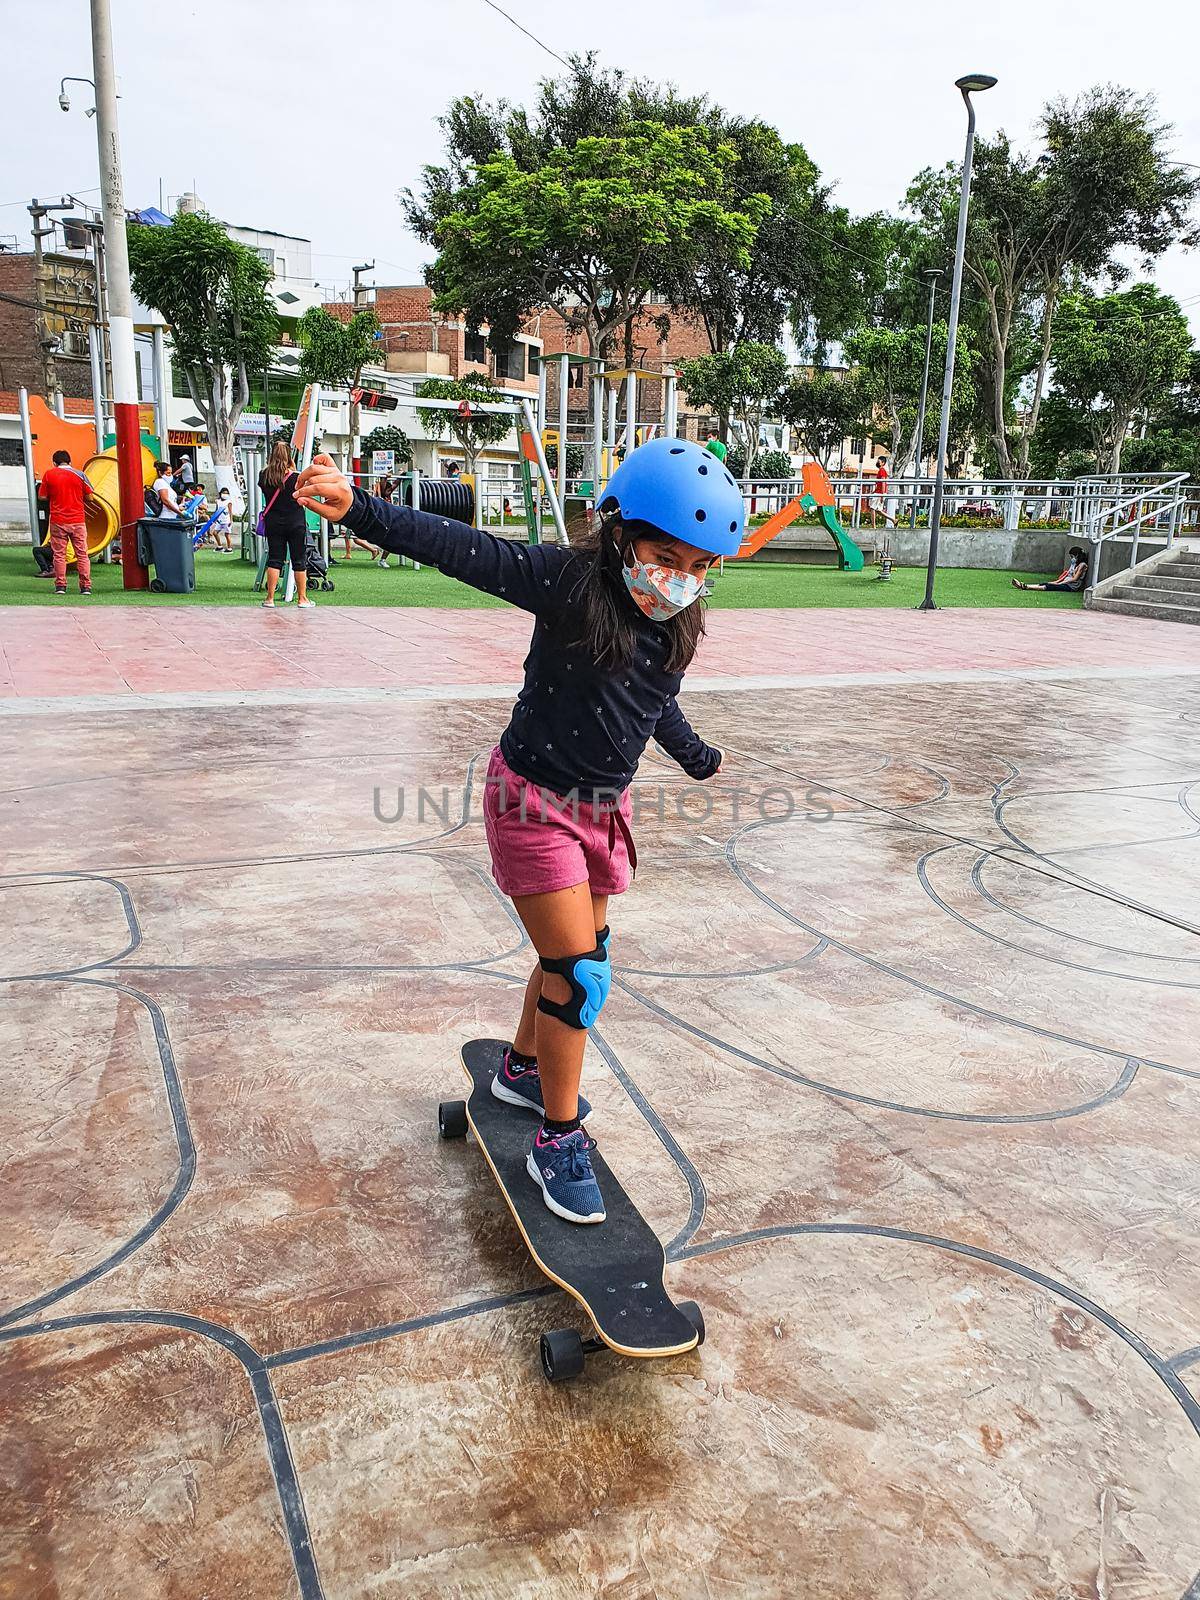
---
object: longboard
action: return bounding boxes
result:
[439,1038,702,1381]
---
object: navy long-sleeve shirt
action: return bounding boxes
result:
[341,488,720,801]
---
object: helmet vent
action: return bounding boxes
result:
[695,509,707,522]
[729,520,738,532]
[669,446,685,455]
[698,464,708,475]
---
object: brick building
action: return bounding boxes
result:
[0,250,98,403]
[325,284,722,442]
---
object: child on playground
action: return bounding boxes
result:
[295,437,741,1224]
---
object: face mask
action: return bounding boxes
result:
[621,555,706,622]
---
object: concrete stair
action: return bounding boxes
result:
[1088,548,1200,626]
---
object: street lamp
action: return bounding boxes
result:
[909,266,944,530]
[918,72,997,611]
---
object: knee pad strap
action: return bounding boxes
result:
[537,938,611,1030]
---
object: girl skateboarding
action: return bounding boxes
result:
[295,438,741,1225]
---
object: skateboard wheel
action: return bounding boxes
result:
[678,1300,705,1346]
[438,1100,468,1140]
[540,1328,585,1383]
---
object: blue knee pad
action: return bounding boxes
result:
[537,933,611,1030]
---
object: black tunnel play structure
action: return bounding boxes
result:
[403,477,475,527]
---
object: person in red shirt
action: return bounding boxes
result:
[869,455,892,529]
[38,450,95,596]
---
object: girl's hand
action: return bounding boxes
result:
[294,454,354,522]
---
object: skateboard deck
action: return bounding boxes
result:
[453,1039,699,1359]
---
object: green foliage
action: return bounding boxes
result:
[362,424,413,466]
[126,210,278,456]
[677,343,787,475]
[416,374,512,473]
[296,307,382,390]
[905,86,1200,475]
[726,445,792,480]
[1049,283,1193,470]
[779,370,870,469]
[843,322,975,467]
[422,121,767,355]
[544,440,587,476]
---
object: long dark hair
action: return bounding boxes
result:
[264,439,294,488]
[563,508,707,675]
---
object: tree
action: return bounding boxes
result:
[361,424,412,468]
[416,374,512,476]
[296,306,382,471]
[126,210,278,499]
[655,117,865,354]
[1049,284,1193,471]
[677,343,787,477]
[544,439,587,477]
[907,87,1199,476]
[779,369,871,469]
[726,445,792,480]
[843,322,976,471]
[421,123,767,359]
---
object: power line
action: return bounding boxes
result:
[0,187,101,210]
[477,0,571,69]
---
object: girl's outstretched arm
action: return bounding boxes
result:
[295,454,567,610]
[653,695,721,780]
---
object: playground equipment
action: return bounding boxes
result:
[22,392,157,566]
[735,463,865,571]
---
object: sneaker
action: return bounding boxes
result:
[79,587,92,596]
[377,557,389,568]
[54,585,67,596]
[526,1127,605,1224]
[491,1048,591,1120]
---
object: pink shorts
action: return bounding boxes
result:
[482,746,635,899]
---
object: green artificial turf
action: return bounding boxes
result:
[0,542,1083,611]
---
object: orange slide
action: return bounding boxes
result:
[28,395,156,564]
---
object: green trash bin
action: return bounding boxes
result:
[137,517,196,594]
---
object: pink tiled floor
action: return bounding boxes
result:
[0,605,1197,700]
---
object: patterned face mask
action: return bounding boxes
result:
[620,555,707,621]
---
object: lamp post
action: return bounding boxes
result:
[918,73,996,612]
[909,266,944,530]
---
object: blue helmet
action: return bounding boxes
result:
[599,436,744,557]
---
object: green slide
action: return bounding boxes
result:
[816,503,865,571]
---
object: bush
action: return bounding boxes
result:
[726,445,793,480]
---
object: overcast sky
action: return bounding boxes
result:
[6,0,1199,331]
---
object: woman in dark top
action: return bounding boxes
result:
[258,440,313,607]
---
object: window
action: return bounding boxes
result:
[463,330,486,364]
[568,361,584,388]
[527,345,541,376]
[492,340,525,382]
[0,438,24,466]
[171,363,191,400]
[850,437,867,458]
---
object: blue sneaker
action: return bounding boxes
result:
[491,1048,591,1121]
[526,1126,606,1224]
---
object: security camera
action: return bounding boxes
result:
[58,90,70,112]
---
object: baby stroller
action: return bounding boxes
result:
[305,534,335,592]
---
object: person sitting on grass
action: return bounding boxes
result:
[1012,546,1089,593]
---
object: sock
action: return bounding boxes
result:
[505,1047,537,1076]
[540,1115,581,1142]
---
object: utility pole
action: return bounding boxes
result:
[90,0,148,587]
[29,202,63,404]
[350,261,374,485]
